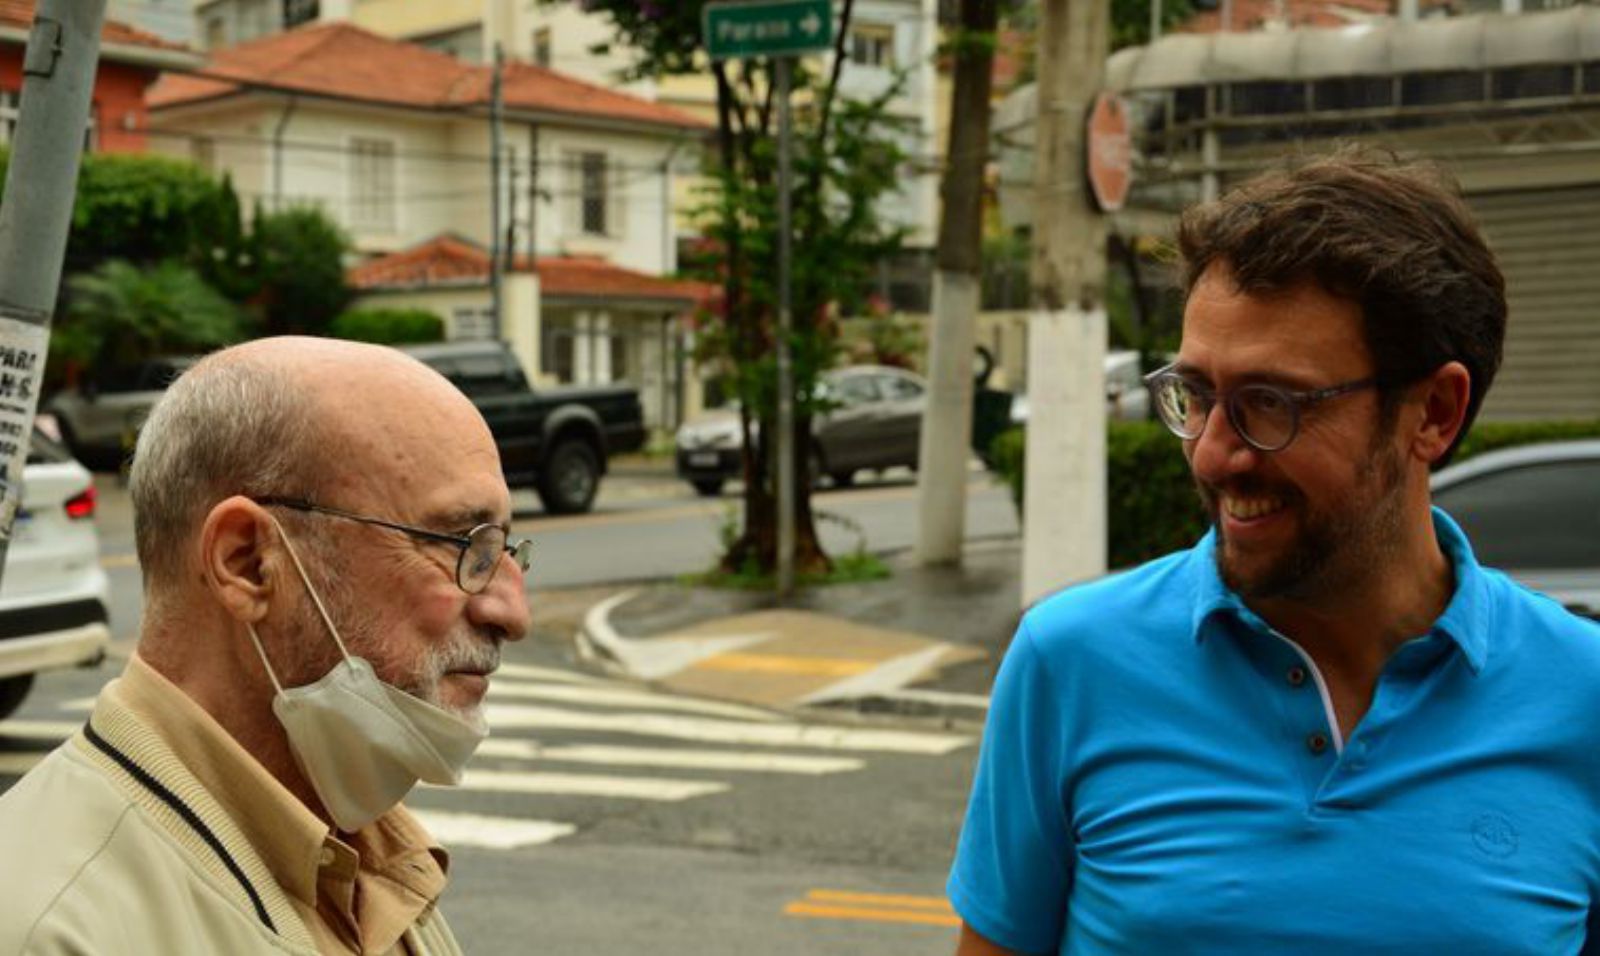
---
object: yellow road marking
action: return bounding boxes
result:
[802,889,954,911]
[689,654,875,677]
[782,902,960,928]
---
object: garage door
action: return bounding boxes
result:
[1471,185,1600,421]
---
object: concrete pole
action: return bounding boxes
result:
[916,0,998,566]
[0,0,106,569]
[775,57,797,598]
[1021,0,1110,605]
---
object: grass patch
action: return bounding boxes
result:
[680,550,892,590]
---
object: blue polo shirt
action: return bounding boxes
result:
[949,509,1600,955]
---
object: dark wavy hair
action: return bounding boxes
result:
[1176,148,1506,466]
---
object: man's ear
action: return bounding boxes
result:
[1409,361,1472,466]
[199,496,279,624]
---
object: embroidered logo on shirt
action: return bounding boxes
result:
[1471,812,1519,859]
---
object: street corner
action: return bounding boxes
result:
[578,589,988,718]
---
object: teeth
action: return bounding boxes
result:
[1224,496,1283,520]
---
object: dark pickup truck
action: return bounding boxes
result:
[403,341,645,514]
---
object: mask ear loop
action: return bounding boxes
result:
[244,622,286,696]
[263,511,356,662]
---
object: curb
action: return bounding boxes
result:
[575,586,992,725]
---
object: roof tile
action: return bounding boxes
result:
[150,21,707,131]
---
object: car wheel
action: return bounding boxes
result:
[0,673,33,721]
[830,470,856,489]
[691,479,725,497]
[538,440,601,515]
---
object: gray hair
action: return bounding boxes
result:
[129,351,328,590]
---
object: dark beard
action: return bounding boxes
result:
[1199,438,1407,603]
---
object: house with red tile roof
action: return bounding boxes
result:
[0,1,199,153]
[146,22,712,428]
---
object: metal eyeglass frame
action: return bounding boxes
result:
[1142,364,1381,452]
[254,496,533,594]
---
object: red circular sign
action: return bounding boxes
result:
[1086,92,1133,213]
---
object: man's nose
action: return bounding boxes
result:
[1187,400,1258,485]
[470,555,532,642]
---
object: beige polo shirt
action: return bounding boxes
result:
[110,654,451,956]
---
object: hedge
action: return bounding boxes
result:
[328,308,444,345]
[991,418,1600,570]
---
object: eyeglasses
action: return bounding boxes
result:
[254,496,533,594]
[1143,364,1380,453]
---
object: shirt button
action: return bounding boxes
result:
[1286,665,1308,687]
[1306,732,1330,755]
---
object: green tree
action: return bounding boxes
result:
[250,205,353,336]
[570,0,908,577]
[57,259,245,370]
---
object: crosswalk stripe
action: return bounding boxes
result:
[488,680,782,722]
[494,663,604,685]
[430,767,730,801]
[483,703,973,755]
[475,738,864,775]
[0,719,81,740]
[409,809,576,850]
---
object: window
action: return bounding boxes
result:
[849,24,894,68]
[579,151,608,236]
[349,137,396,232]
[452,307,495,342]
[1312,77,1394,111]
[831,375,881,405]
[1401,71,1484,107]
[282,0,319,28]
[1226,81,1307,117]
[879,374,924,401]
[1434,459,1600,569]
[205,16,227,49]
[191,136,215,175]
[1492,65,1573,101]
[542,314,577,382]
[533,27,552,68]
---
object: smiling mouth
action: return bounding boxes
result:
[1223,495,1286,521]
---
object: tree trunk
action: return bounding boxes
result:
[915,0,1000,567]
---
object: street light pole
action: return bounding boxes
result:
[775,56,797,598]
[0,0,107,583]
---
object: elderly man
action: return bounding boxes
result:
[0,338,531,954]
[949,152,1600,955]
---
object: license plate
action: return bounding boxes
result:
[689,452,720,468]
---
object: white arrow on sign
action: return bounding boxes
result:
[800,12,822,36]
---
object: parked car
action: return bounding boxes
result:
[1431,440,1600,620]
[1006,349,1151,426]
[402,341,646,514]
[676,365,927,497]
[0,426,112,720]
[43,356,197,470]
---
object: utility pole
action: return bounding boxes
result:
[506,147,519,272]
[1021,0,1111,604]
[915,0,998,567]
[0,0,106,581]
[489,42,505,339]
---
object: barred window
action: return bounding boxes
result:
[349,138,396,232]
[580,152,608,236]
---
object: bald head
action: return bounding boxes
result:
[129,336,483,593]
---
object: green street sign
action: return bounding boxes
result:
[703,0,834,60]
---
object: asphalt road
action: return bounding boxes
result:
[514,468,1019,590]
[3,465,1000,953]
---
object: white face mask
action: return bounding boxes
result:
[244,516,488,833]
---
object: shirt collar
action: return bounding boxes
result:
[1188,507,1492,674]
[114,654,450,906]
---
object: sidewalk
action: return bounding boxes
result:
[576,538,1023,726]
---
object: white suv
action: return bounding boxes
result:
[0,427,111,719]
